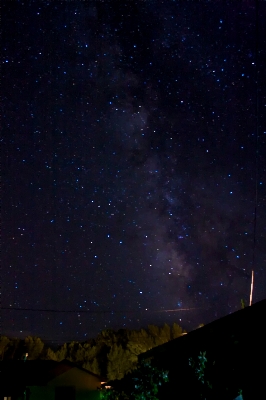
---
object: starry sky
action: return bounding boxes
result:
[2,1,266,343]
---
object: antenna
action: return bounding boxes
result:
[249,270,254,306]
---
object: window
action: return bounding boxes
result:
[55,386,75,400]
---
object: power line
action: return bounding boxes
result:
[1,306,201,314]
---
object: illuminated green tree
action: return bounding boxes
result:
[101,360,168,400]
[24,336,44,359]
[107,344,138,381]
[171,322,184,338]
[0,336,10,360]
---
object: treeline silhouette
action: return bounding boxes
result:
[0,322,185,380]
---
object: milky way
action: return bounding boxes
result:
[2,1,265,342]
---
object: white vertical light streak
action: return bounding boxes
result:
[249,270,254,306]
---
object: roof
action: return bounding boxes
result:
[139,299,266,362]
[138,300,266,398]
[0,359,103,389]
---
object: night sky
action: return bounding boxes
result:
[2,1,266,343]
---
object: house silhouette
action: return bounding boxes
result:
[139,299,266,399]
